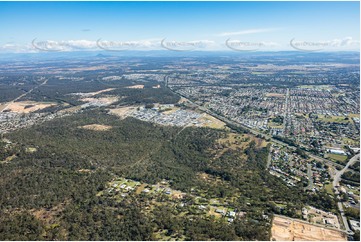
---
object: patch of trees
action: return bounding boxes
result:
[272,135,297,147]
[345,207,360,220]
[295,148,308,159]
[0,109,337,240]
[271,116,284,124]
[341,171,360,183]
[349,162,360,172]
[226,123,249,134]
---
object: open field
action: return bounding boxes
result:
[324,183,334,195]
[318,115,351,124]
[297,85,335,90]
[178,97,189,104]
[79,124,112,131]
[271,215,346,241]
[0,154,17,164]
[266,93,285,98]
[58,105,83,114]
[198,113,226,129]
[108,105,138,119]
[67,65,110,71]
[342,137,359,146]
[214,133,267,158]
[159,105,180,115]
[268,122,284,129]
[348,113,360,118]
[304,206,340,229]
[126,85,144,89]
[0,103,7,112]
[70,88,115,97]
[208,206,223,218]
[25,147,37,153]
[2,101,56,113]
[326,153,348,163]
[80,96,119,106]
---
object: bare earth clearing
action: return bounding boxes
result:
[126,85,144,89]
[79,124,113,131]
[266,93,286,98]
[70,88,115,97]
[108,106,138,119]
[80,96,119,105]
[271,215,346,241]
[2,101,56,113]
[199,113,226,129]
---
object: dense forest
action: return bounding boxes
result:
[0,109,336,240]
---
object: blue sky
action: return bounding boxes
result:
[0,1,359,52]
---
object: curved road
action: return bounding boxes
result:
[332,153,360,234]
[333,154,360,188]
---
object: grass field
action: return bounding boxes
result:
[268,121,284,129]
[297,85,334,91]
[265,93,285,98]
[198,113,226,129]
[326,153,348,163]
[324,183,334,195]
[0,154,17,164]
[318,115,350,124]
[348,113,360,118]
[342,137,359,146]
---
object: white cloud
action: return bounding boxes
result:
[328,37,359,47]
[0,43,36,53]
[218,28,280,37]
[30,39,98,52]
[0,36,358,53]
[289,37,360,51]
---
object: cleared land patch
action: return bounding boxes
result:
[80,96,119,106]
[126,85,144,89]
[70,88,115,97]
[213,133,267,159]
[297,85,335,91]
[266,93,285,98]
[0,103,8,112]
[108,106,138,119]
[326,153,348,163]
[79,124,112,131]
[271,215,346,241]
[199,113,226,129]
[2,101,56,113]
[0,154,17,164]
[317,115,351,124]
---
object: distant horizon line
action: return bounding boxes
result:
[1,50,360,54]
